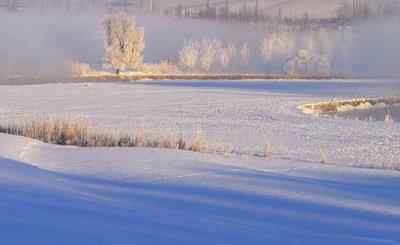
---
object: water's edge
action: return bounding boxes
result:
[299,97,400,122]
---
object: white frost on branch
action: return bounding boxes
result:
[284,49,331,75]
[199,39,221,72]
[178,39,200,71]
[240,43,250,65]
[260,32,295,63]
[103,12,145,73]
[178,38,253,73]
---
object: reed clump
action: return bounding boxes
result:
[0,117,196,151]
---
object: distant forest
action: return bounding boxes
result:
[1,0,400,24]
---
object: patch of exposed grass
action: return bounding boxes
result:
[0,117,205,152]
[299,97,400,115]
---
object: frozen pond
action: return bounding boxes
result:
[136,80,400,97]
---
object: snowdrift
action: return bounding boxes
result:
[1,133,400,244]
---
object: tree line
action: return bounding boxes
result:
[92,12,356,77]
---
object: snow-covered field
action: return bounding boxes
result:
[1,79,400,244]
[338,105,400,122]
[0,79,399,168]
[1,133,400,244]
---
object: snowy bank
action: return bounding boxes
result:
[298,97,400,115]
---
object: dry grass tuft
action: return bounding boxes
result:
[263,143,272,158]
[319,148,328,164]
[0,117,199,152]
[0,117,90,146]
[189,128,204,152]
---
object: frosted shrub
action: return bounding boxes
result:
[264,143,272,158]
[142,61,180,74]
[178,38,257,73]
[227,43,238,61]
[239,43,250,65]
[189,128,204,152]
[261,31,295,64]
[179,39,200,72]
[284,49,331,75]
[70,61,92,76]
[157,61,180,74]
[320,148,328,164]
[179,38,241,73]
[199,39,221,72]
[219,48,231,69]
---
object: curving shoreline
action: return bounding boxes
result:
[2,74,358,85]
[298,97,400,115]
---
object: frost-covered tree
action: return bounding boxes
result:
[103,12,145,74]
[284,49,331,75]
[284,49,311,75]
[180,39,238,72]
[178,39,200,71]
[227,43,237,60]
[219,47,231,68]
[239,43,250,65]
[260,31,295,65]
[178,38,252,73]
[199,39,221,72]
[218,43,237,69]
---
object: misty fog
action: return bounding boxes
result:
[0,7,399,80]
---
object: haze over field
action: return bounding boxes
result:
[0,0,399,79]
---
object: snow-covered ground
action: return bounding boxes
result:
[338,105,400,122]
[1,133,400,244]
[0,79,399,168]
[1,79,400,244]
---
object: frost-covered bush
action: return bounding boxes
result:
[178,38,251,73]
[259,29,337,75]
[198,38,221,72]
[69,61,93,76]
[178,39,200,72]
[260,31,296,64]
[189,128,204,152]
[284,49,331,75]
[157,60,180,74]
[141,61,180,74]
[179,38,220,72]
[239,43,250,65]
[103,12,145,74]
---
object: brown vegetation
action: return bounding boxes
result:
[300,97,400,115]
[0,117,203,151]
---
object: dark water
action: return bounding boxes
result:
[137,79,400,122]
[337,105,400,122]
[138,80,400,97]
